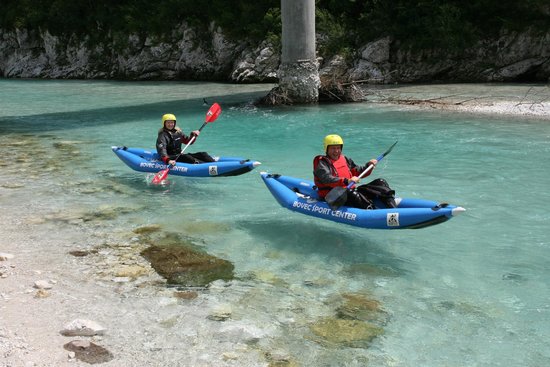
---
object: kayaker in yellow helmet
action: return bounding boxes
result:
[156,113,215,165]
[313,134,396,209]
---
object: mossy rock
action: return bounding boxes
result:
[141,244,234,287]
[337,293,386,322]
[132,224,162,235]
[308,317,383,348]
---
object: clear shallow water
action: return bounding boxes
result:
[1,79,549,366]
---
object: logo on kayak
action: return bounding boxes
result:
[292,200,357,221]
[387,213,399,227]
[139,162,188,172]
[208,166,218,176]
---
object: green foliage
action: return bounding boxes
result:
[1,0,548,52]
[315,9,354,60]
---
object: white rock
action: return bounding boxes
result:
[208,304,232,321]
[0,252,14,261]
[33,280,52,289]
[60,319,106,336]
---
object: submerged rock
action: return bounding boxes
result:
[308,317,383,348]
[336,293,386,323]
[502,272,526,282]
[141,243,234,287]
[208,304,233,321]
[254,270,288,287]
[264,349,294,366]
[132,224,162,235]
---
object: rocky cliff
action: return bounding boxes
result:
[1,25,548,84]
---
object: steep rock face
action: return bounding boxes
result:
[348,30,550,83]
[230,41,280,83]
[1,26,549,83]
[0,24,247,80]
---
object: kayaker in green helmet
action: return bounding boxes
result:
[313,134,396,209]
[156,113,215,165]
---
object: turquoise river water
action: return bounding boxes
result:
[1,79,549,366]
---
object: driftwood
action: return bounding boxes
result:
[257,86,294,106]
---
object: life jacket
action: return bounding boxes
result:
[157,127,185,156]
[313,155,352,198]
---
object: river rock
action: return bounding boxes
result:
[132,224,162,235]
[63,340,114,364]
[141,243,234,287]
[0,252,14,261]
[308,317,383,348]
[208,303,233,322]
[60,319,106,337]
[33,280,53,289]
[336,292,386,323]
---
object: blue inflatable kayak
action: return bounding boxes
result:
[112,146,261,177]
[260,172,465,229]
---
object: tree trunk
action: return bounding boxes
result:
[264,0,319,104]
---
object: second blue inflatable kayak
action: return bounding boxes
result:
[260,172,465,229]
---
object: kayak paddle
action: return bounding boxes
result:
[325,141,398,210]
[151,102,222,184]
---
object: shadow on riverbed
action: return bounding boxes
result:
[236,218,410,278]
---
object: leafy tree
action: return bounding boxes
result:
[1,0,548,52]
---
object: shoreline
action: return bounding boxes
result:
[364,83,550,118]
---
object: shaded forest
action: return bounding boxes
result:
[1,0,549,57]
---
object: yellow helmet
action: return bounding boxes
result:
[162,113,176,126]
[323,134,344,152]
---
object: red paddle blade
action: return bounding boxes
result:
[151,168,169,184]
[205,103,221,123]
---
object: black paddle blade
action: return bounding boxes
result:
[325,187,348,210]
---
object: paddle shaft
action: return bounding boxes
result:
[347,140,398,189]
[168,99,220,164]
[169,122,207,163]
